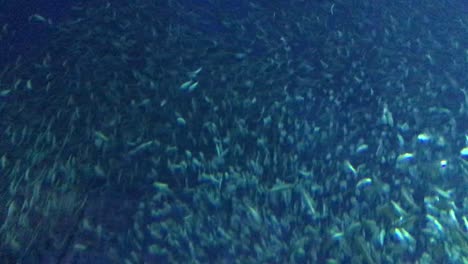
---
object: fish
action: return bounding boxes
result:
[29,14,51,24]
[426,214,444,233]
[356,178,372,189]
[179,80,194,90]
[344,160,357,177]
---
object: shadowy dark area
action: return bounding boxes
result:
[0,0,73,68]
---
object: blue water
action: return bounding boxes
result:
[0,0,72,67]
[2,0,468,263]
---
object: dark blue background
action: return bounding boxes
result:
[0,0,73,67]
